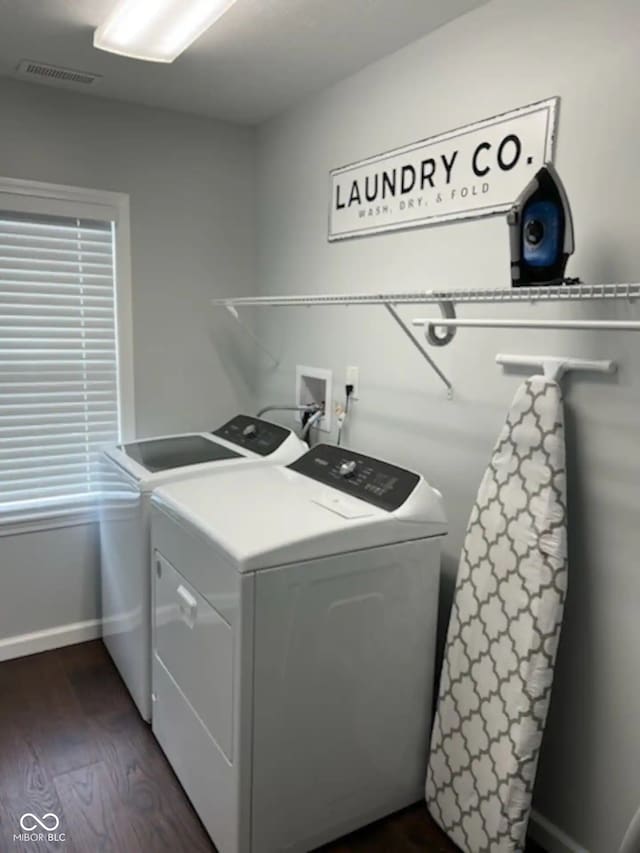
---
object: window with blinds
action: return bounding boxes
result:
[0,209,120,525]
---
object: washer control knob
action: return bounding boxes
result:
[242,424,257,438]
[339,460,357,478]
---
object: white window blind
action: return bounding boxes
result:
[0,209,120,525]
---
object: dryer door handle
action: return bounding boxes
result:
[177,584,198,629]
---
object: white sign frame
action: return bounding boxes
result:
[328,97,559,241]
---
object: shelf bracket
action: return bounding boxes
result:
[384,303,453,398]
[225,304,280,367]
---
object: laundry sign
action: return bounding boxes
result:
[328,97,559,241]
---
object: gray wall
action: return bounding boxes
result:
[253,0,640,850]
[1,2,639,847]
[0,77,257,646]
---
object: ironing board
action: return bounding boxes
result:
[426,375,568,853]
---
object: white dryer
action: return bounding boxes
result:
[99,415,306,721]
[150,443,447,853]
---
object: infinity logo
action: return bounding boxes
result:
[19,813,60,832]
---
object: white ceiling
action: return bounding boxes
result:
[0,0,487,125]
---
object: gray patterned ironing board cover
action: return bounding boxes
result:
[426,375,568,853]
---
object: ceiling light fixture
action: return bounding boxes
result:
[94,0,239,63]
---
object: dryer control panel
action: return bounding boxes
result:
[213,415,292,456]
[288,444,420,512]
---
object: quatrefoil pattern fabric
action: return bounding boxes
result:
[426,376,568,853]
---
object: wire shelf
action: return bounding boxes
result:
[211,282,640,308]
[213,282,639,397]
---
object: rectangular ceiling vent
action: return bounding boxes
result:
[15,59,102,88]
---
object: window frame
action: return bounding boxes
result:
[0,175,135,535]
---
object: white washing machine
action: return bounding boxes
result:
[99,414,306,721]
[150,443,447,853]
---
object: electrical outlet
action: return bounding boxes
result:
[295,366,332,432]
[346,366,359,400]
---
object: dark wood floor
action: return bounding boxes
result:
[0,641,545,852]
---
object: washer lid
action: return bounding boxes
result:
[151,451,447,572]
[103,431,252,487]
[121,434,241,472]
[101,415,307,489]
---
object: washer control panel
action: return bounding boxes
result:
[213,415,291,456]
[288,444,420,512]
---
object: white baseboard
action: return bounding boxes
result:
[0,618,102,662]
[530,809,590,853]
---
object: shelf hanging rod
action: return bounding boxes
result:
[413,318,640,336]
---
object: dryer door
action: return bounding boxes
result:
[153,551,233,761]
